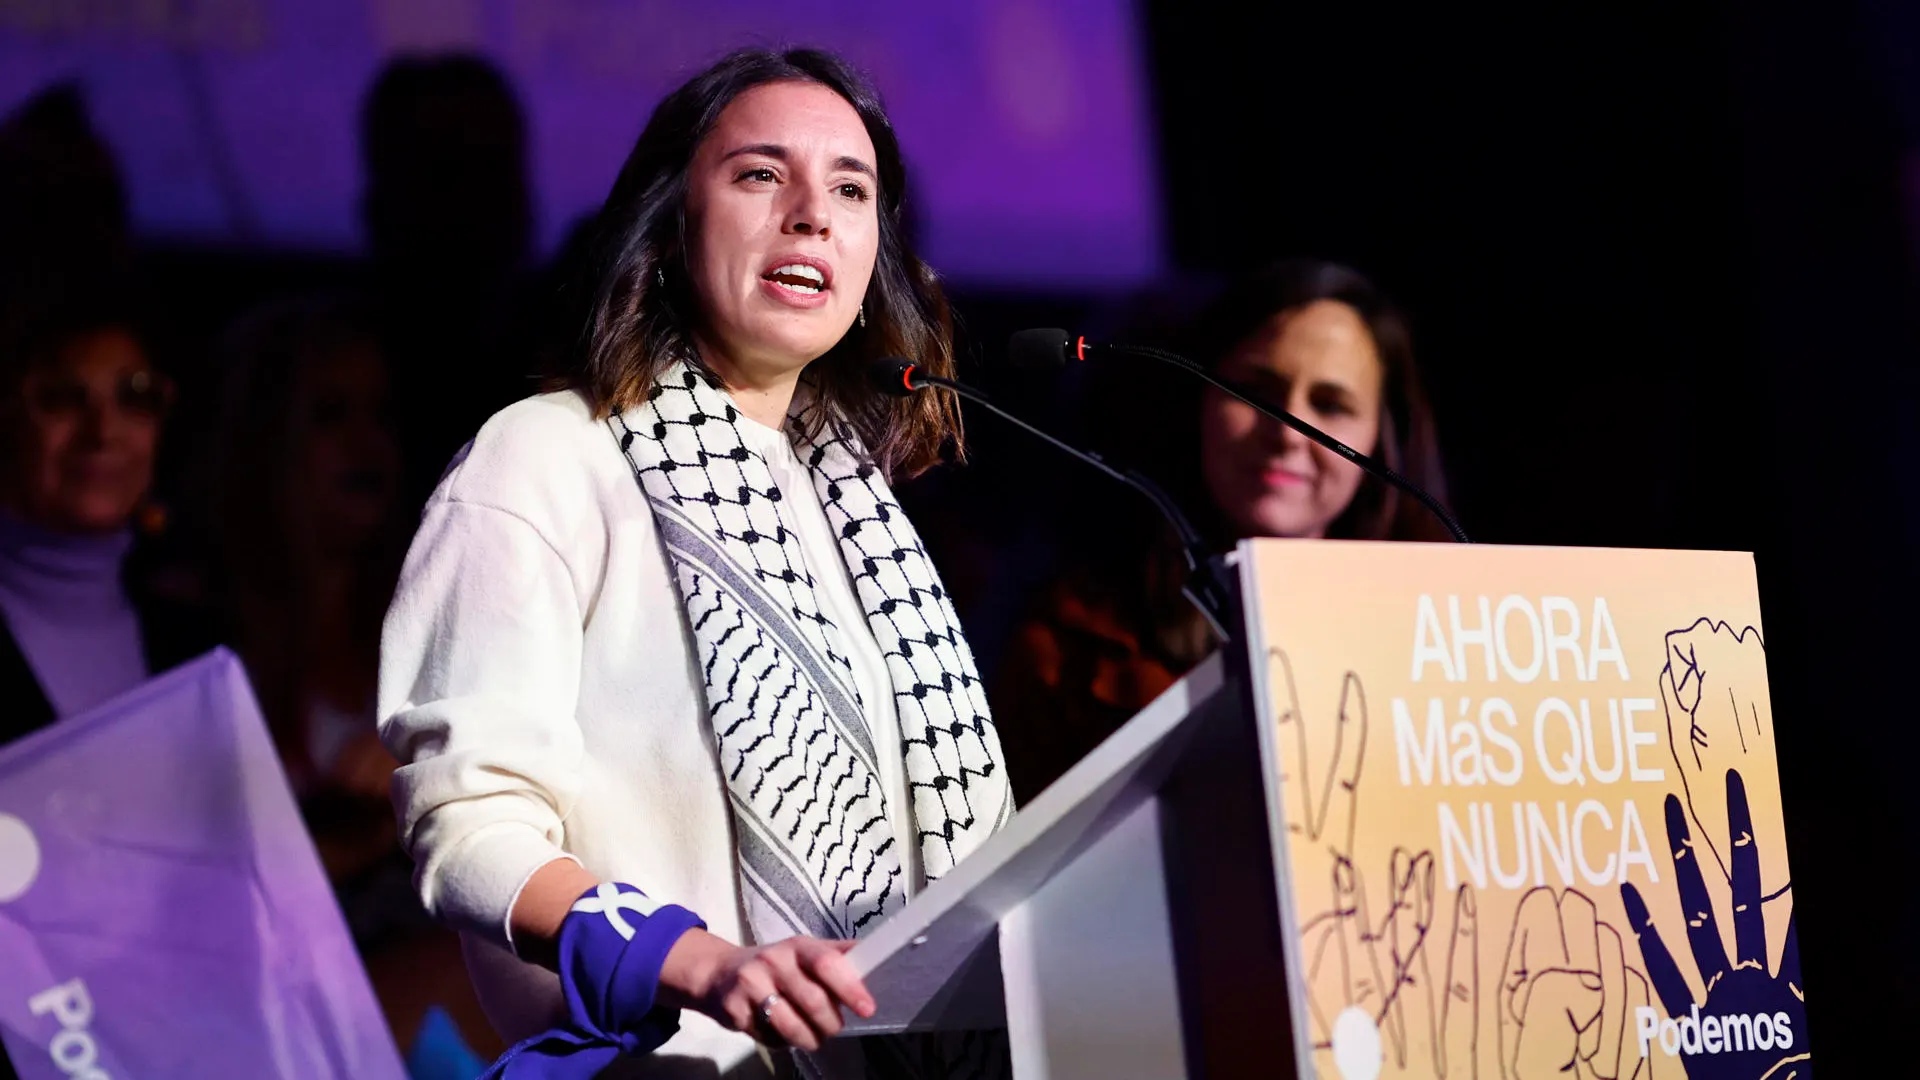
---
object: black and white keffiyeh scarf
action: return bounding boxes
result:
[608,362,1013,957]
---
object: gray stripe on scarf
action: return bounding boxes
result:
[734,803,841,940]
[653,509,880,770]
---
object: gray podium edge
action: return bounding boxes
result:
[842,638,1309,1078]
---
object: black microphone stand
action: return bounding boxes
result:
[1113,343,1471,544]
[1012,329,1471,543]
[879,361,1242,644]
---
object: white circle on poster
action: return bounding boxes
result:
[0,813,41,902]
[1332,1005,1383,1080]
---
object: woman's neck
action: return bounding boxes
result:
[0,508,133,615]
[695,336,803,430]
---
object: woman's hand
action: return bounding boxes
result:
[509,860,877,1051]
[658,929,877,1052]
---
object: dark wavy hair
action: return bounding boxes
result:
[1179,258,1451,543]
[1065,258,1453,668]
[558,47,961,479]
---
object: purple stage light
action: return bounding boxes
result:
[0,0,1163,288]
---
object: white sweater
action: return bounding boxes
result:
[379,388,915,1075]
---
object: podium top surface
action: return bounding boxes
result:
[841,652,1229,1034]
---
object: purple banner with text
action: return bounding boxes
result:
[0,649,403,1078]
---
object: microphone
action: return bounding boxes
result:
[869,357,1239,642]
[1009,327,1105,368]
[1008,328,1471,543]
[870,356,923,396]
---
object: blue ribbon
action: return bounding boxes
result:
[482,883,707,1078]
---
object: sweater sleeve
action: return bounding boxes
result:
[379,466,593,954]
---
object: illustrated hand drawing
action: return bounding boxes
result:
[1271,648,1478,1076]
[1497,887,1660,1080]
[1659,620,1787,904]
[1620,772,1808,1080]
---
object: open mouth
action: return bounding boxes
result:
[762,262,830,296]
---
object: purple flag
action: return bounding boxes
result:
[0,649,405,1078]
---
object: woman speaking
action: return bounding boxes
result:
[379,48,1012,1078]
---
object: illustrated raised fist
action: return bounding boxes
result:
[1658,619,1786,903]
[1498,887,1659,1080]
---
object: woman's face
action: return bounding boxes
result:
[1199,300,1385,539]
[6,328,165,535]
[298,343,399,555]
[683,80,880,385]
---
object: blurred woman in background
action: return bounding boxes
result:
[0,299,211,744]
[212,294,404,819]
[207,294,496,1066]
[995,258,1454,803]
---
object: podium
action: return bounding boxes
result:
[842,539,1811,1080]
[845,649,1287,1077]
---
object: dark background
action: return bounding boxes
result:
[1140,1,1920,1070]
[939,0,1920,1070]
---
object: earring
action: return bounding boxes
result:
[858,304,867,328]
[135,499,169,537]
[656,266,666,286]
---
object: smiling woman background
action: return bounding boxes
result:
[377,48,1011,1079]
[0,297,216,745]
[993,259,1454,806]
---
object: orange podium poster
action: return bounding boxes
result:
[1241,540,1808,1080]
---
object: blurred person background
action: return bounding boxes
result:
[197,290,497,1069]
[0,84,132,335]
[994,259,1453,803]
[358,55,541,512]
[205,293,400,823]
[0,82,211,743]
[0,293,211,743]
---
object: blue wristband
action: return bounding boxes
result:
[562,883,706,1048]
[483,883,706,1079]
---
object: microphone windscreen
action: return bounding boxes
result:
[1008,328,1072,369]
[868,356,920,397]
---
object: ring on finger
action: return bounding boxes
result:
[757,991,782,1024]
